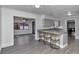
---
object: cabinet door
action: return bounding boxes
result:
[54,21,60,27]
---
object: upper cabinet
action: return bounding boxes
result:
[43,18,60,28]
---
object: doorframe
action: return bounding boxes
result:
[66,19,76,44]
[67,20,75,35]
[13,16,36,45]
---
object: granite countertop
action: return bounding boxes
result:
[38,28,67,35]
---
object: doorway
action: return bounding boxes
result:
[14,16,36,46]
[32,21,35,34]
[67,20,75,45]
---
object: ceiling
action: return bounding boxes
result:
[1,5,79,18]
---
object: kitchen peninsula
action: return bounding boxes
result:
[38,28,68,48]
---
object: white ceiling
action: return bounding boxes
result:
[1,5,79,18]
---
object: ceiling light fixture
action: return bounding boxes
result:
[35,5,40,8]
[67,11,72,16]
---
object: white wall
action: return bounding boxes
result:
[1,8,44,48]
[35,15,45,40]
[74,16,79,39]
[0,6,1,52]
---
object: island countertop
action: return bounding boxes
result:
[38,28,68,48]
[38,28,66,35]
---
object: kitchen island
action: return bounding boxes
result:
[38,28,68,48]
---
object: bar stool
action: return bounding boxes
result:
[44,33,51,45]
[50,34,60,49]
[39,32,45,42]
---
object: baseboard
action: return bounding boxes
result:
[1,43,14,48]
[75,36,79,39]
[56,43,68,48]
[60,43,68,48]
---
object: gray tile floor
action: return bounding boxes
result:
[1,34,79,54]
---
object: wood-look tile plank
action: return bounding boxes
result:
[1,34,79,54]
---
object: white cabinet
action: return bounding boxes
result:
[44,18,60,28]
